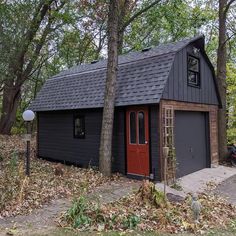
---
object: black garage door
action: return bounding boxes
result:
[174,111,210,178]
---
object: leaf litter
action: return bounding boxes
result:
[59,180,236,234]
[0,135,113,218]
[0,135,235,234]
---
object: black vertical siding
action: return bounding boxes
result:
[38,110,102,167]
[38,105,160,179]
[149,105,160,180]
[38,108,126,174]
[112,108,126,174]
[162,43,219,105]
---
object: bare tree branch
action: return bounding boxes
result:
[20,24,52,85]
[7,0,54,79]
[224,0,236,15]
[20,0,67,84]
[121,0,163,32]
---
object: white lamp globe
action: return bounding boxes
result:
[23,110,35,121]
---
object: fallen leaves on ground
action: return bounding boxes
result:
[1,135,235,234]
[0,135,113,218]
[59,180,236,234]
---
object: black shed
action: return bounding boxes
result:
[31,35,221,180]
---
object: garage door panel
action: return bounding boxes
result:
[174,111,209,177]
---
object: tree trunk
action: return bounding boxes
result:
[0,0,60,135]
[99,0,119,176]
[0,84,21,134]
[118,30,124,55]
[217,0,228,160]
[117,0,129,54]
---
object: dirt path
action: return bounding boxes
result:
[0,178,140,235]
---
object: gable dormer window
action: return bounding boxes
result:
[188,55,200,87]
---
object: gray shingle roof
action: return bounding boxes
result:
[30,35,203,111]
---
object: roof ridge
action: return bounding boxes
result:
[50,51,176,80]
[52,35,204,79]
[30,35,205,112]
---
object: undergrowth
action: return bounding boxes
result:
[62,181,167,231]
[65,197,92,228]
[0,150,24,212]
[60,180,236,234]
[64,195,143,231]
[0,135,111,217]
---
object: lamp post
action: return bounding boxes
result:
[22,110,35,176]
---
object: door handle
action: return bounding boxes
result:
[145,141,148,144]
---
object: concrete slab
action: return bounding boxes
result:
[179,166,236,194]
[155,165,236,197]
[155,182,187,198]
[215,174,236,205]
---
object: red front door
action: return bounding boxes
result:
[126,106,149,176]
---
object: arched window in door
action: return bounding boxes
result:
[138,111,145,144]
[129,112,136,144]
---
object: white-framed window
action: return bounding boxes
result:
[188,54,200,87]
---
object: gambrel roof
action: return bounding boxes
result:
[30,35,209,111]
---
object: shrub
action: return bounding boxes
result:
[122,214,140,229]
[10,150,19,172]
[0,156,24,212]
[138,180,167,208]
[65,196,91,228]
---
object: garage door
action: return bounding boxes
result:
[174,111,210,178]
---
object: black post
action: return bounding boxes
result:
[26,121,30,176]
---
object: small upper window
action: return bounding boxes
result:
[188,55,200,87]
[74,115,85,138]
